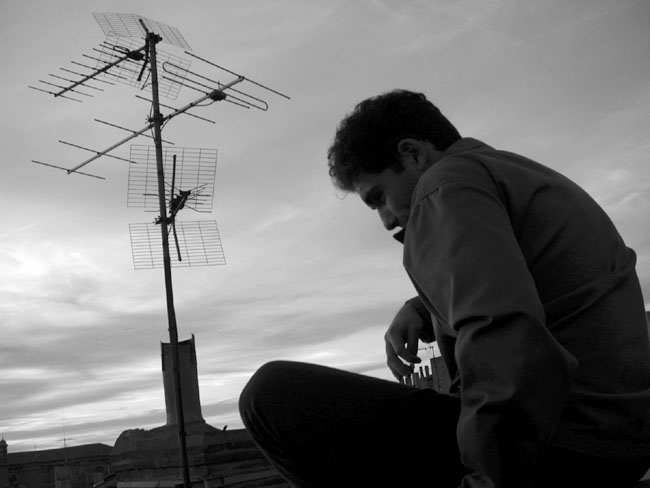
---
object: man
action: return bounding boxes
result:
[239,90,650,487]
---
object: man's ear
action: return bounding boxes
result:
[397,139,425,170]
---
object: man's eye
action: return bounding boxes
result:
[369,194,384,209]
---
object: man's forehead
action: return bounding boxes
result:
[352,175,379,203]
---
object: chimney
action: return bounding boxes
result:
[161,334,206,426]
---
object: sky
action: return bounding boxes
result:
[1,0,649,453]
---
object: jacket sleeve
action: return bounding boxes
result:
[404,179,578,488]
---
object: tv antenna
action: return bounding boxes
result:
[30,12,289,488]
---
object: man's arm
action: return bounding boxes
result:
[404,179,578,487]
[384,296,434,380]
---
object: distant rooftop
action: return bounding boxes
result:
[7,443,112,465]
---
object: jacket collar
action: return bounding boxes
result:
[394,138,487,246]
[442,137,488,156]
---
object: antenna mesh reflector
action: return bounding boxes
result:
[129,221,226,269]
[127,145,218,212]
[93,12,191,50]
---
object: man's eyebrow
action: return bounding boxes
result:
[363,187,382,207]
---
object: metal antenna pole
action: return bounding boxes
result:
[146,30,192,488]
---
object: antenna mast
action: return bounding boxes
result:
[145,26,192,488]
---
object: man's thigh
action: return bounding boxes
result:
[240,360,464,487]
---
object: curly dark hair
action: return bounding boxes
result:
[327,90,461,192]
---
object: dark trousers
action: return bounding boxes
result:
[239,361,650,488]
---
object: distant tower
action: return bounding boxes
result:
[161,335,206,426]
[0,436,8,488]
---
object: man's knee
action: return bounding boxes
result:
[239,360,295,426]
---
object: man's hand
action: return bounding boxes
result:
[385,298,434,380]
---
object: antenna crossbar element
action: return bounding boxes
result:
[186,52,291,100]
[162,53,291,112]
[95,34,190,100]
[164,62,268,111]
[94,118,175,145]
[67,75,242,175]
[134,95,215,125]
[58,43,148,99]
[30,34,191,102]
[59,66,116,87]
[30,160,106,180]
[58,140,136,165]
[129,220,226,269]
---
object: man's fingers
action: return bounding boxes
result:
[386,330,420,363]
[385,341,413,378]
[384,303,427,381]
[406,327,421,362]
[399,350,420,364]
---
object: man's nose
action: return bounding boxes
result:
[379,208,398,230]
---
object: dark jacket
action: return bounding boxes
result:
[403,138,650,487]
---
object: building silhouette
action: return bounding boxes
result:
[0,440,111,488]
[106,335,288,487]
[402,354,450,392]
[1,336,288,488]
